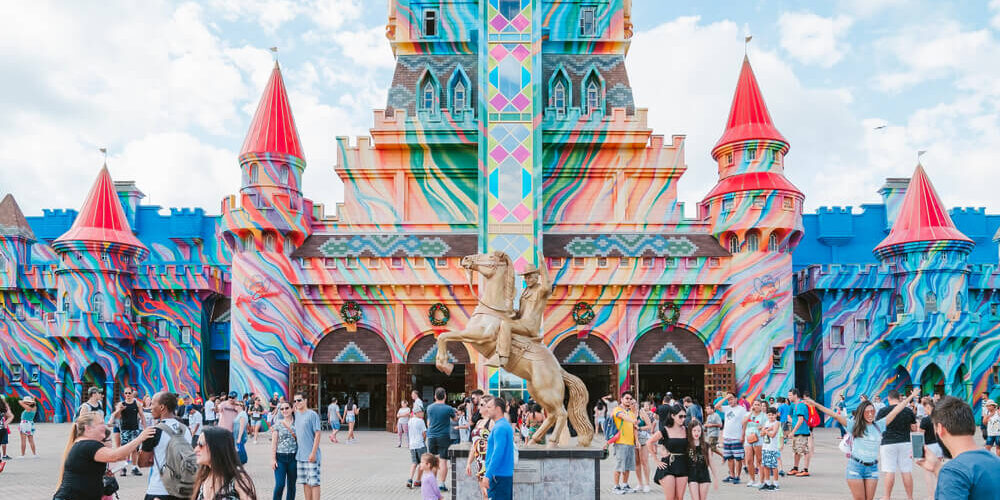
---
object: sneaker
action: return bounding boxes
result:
[621,485,633,494]
[406,479,413,489]
[612,485,624,495]
[642,485,650,493]
[440,485,449,492]
[120,468,128,477]
[787,468,799,476]
[778,470,786,477]
[1,455,10,460]
[759,483,769,490]
[772,484,781,491]
[722,476,733,483]
[798,470,810,477]
[131,468,142,476]
[731,478,740,485]
[414,481,421,487]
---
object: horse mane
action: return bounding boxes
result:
[497,251,515,309]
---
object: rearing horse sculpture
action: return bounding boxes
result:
[435,251,594,447]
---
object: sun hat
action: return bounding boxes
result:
[987,400,998,407]
[21,396,35,403]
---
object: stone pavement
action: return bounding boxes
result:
[0,425,940,499]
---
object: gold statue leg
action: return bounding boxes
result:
[487,320,512,368]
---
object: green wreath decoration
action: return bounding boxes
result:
[572,301,596,326]
[340,301,362,324]
[658,302,680,325]
[429,302,450,327]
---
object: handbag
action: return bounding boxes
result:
[838,434,853,456]
[746,433,759,444]
[102,474,120,496]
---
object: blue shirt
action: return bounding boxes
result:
[935,449,1000,499]
[293,409,322,463]
[484,418,515,479]
[687,404,704,423]
[426,402,456,438]
[844,417,886,463]
[778,403,791,425]
[793,402,811,435]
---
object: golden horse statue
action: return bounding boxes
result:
[435,251,594,447]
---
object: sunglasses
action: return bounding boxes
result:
[678,414,687,418]
[280,406,292,410]
[294,399,303,403]
[195,441,206,449]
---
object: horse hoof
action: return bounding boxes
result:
[436,362,454,376]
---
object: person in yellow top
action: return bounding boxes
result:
[610,392,638,494]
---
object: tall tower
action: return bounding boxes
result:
[479,0,541,273]
[51,166,149,409]
[701,56,803,398]
[223,62,312,396]
[0,194,36,290]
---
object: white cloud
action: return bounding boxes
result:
[873,22,1000,93]
[208,0,300,32]
[837,0,906,18]
[332,25,396,69]
[991,0,1000,30]
[777,12,853,67]
[628,16,865,213]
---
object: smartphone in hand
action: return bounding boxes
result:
[911,432,925,459]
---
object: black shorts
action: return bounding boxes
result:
[653,455,688,484]
[427,435,452,457]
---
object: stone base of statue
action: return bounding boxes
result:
[448,444,605,500]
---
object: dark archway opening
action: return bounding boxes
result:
[630,326,709,405]
[406,335,470,403]
[312,327,392,430]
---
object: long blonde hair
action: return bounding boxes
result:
[59,412,103,484]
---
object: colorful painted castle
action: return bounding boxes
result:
[1,1,997,429]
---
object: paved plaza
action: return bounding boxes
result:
[0,425,945,499]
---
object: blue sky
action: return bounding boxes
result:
[2,0,999,219]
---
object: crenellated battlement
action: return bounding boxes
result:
[816,206,853,214]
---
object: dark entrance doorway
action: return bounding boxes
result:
[405,335,472,403]
[629,326,709,405]
[318,363,386,430]
[311,326,393,430]
[553,335,617,409]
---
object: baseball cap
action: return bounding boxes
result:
[228,391,238,398]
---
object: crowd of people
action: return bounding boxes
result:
[595,388,1000,500]
[0,383,997,498]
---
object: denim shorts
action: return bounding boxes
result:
[986,435,1000,447]
[845,458,879,480]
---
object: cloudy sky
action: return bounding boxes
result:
[2,0,999,218]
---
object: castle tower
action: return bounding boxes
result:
[0,194,37,290]
[50,165,149,412]
[223,62,312,396]
[701,56,803,398]
[875,164,973,331]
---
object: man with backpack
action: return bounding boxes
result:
[139,391,197,500]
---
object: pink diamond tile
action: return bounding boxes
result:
[512,44,530,61]
[489,94,509,110]
[489,146,508,163]
[514,256,530,273]
[511,94,530,111]
[511,14,530,31]
[489,44,508,60]
[489,204,510,220]
[512,145,530,163]
[511,203,531,220]
[489,15,508,32]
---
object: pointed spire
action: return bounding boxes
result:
[874,165,971,251]
[54,165,147,251]
[0,194,36,241]
[240,62,304,160]
[712,56,787,158]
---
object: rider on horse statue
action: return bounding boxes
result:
[487,257,552,369]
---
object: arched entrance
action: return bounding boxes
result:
[81,363,108,413]
[920,363,946,397]
[405,334,471,404]
[951,364,969,401]
[886,365,913,395]
[311,327,392,431]
[630,326,710,404]
[553,334,616,415]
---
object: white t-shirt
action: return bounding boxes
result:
[761,421,782,451]
[721,405,749,440]
[204,400,216,420]
[145,418,192,497]
[397,407,411,424]
[408,416,427,449]
[412,399,424,414]
[188,411,203,435]
[987,412,1000,437]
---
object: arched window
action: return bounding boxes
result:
[955,292,963,312]
[279,165,289,185]
[453,81,466,112]
[124,295,134,322]
[925,291,937,313]
[894,293,904,318]
[264,233,276,252]
[768,233,779,252]
[728,235,740,254]
[62,293,70,314]
[421,81,436,110]
[241,234,253,252]
[586,81,600,114]
[553,81,566,112]
[746,232,760,252]
[249,163,259,184]
[91,293,104,322]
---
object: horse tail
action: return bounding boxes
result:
[562,370,594,447]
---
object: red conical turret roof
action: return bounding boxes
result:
[240,62,304,160]
[712,57,787,157]
[874,165,971,251]
[54,165,146,251]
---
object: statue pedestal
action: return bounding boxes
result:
[448,444,605,500]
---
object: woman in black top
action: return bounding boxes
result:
[685,420,719,500]
[919,396,941,498]
[647,404,689,500]
[53,412,155,500]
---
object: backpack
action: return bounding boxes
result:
[154,422,198,498]
[807,404,821,428]
[604,408,623,443]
